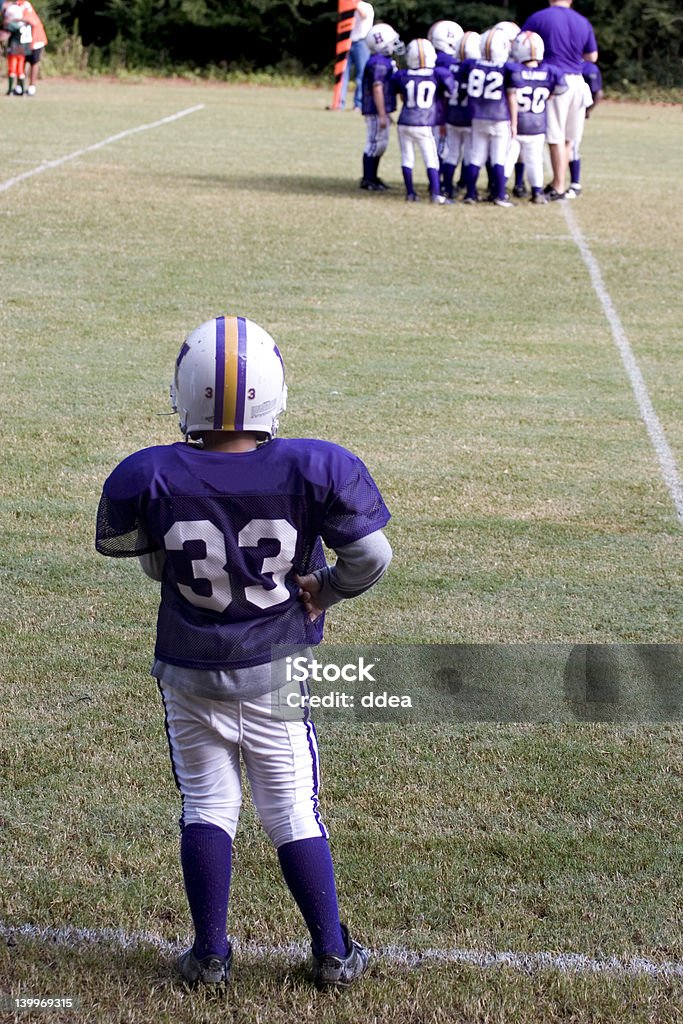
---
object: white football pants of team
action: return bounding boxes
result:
[505,132,545,188]
[469,117,512,168]
[363,114,390,157]
[159,679,328,847]
[397,124,439,170]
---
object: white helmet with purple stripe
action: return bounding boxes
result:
[170,316,287,440]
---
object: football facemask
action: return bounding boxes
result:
[366,23,405,57]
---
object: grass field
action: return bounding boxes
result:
[1,80,682,1023]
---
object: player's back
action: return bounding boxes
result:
[462,58,512,121]
[96,438,389,669]
[393,66,452,127]
[508,61,564,134]
[361,53,397,115]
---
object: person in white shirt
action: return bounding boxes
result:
[339,0,374,110]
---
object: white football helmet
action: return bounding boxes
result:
[511,30,545,63]
[457,31,482,61]
[427,20,464,55]
[366,23,405,57]
[405,38,437,70]
[171,316,287,439]
[480,26,511,63]
[494,21,521,43]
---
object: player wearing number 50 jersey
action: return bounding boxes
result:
[506,31,567,203]
[96,315,391,991]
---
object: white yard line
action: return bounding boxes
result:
[562,203,683,525]
[0,104,205,193]
[2,920,682,980]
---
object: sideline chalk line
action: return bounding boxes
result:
[0,104,205,194]
[2,920,682,980]
[562,203,683,525]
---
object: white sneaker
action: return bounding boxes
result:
[26,85,36,96]
[565,185,582,199]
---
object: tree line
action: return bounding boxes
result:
[38,1,683,89]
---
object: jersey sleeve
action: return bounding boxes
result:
[95,451,161,558]
[319,453,390,551]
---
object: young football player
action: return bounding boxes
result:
[96,316,392,990]
[359,22,404,190]
[390,38,455,203]
[440,30,480,200]
[460,25,516,207]
[427,20,463,181]
[506,30,567,204]
[566,60,604,197]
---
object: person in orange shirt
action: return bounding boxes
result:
[3,3,31,95]
[2,0,46,95]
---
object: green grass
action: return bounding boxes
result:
[1,82,682,1022]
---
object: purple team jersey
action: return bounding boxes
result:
[522,7,597,75]
[433,50,454,124]
[361,54,397,116]
[444,57,472,128]
[581,60,602,96]
[96,439,390,669]
[461,59,515,122]
[508,61,566,134]
[391,66,454,127]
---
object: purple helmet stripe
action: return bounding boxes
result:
[234,316,248,432]
[213,316,226,430]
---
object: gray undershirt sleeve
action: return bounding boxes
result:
[312,530,392,610]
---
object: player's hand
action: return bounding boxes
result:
[293,573,324,623]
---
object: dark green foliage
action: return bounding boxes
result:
[39,0,683,87]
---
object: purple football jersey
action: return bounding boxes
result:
[581,60,602,96]
[391,66,454,128]
[522,8,598,75]
[361,54,397,116]
[461,59,515,122]
[96,439,390,669]
[444,57,472,128]
[508,61,566,135]
[433,50,453,124]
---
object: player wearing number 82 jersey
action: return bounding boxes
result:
[95,315,391,989]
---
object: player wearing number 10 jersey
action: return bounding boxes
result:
[96,315,391,990]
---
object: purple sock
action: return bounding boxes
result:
[569,158,581,185]
[181,822,232,959]
[464,163,480,199]
[514,161,525,189]
[362,153,373,180]
[427,166,440,197]
[278,837,347,957]
[492,163,507,200]
[401,165,414,196]
[441,161,455,196]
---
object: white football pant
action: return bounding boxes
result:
[397,124,439,170]
[159,679,328,848]
[469,118,512,168]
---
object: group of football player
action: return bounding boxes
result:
[358,18,602,207]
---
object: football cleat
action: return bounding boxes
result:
[427,20,464,55]
[531,191,548,204]
[366,23,405,57]
[373,178,391,191]
[405,192,420,202]
[565,185,582,198]
[171,315,287,440]
[430,194,447,204]
[547,188,566,200]
[177,946,232,986]
[405,38,437,70]
[512,184,529,198]
[359,178,380,190]
[493,197,515,207]
[312,926,370,990]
